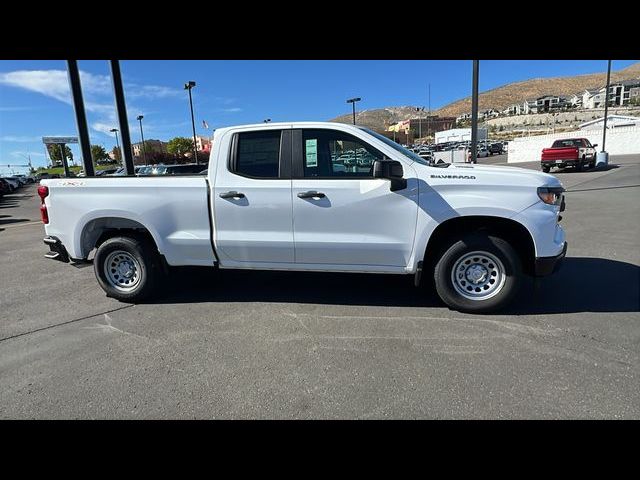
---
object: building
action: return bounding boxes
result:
[503,103,523,116]
[456,113,472,122]
[579,115,640,130]
[522,99,537,114]
[386,116,456,142]
[435,128,488,144]
[408,116,455,138]
[608,80,640,106]
[132,139,166,158]
[534,95,569,113]
[480,109,500,119]
[195,135,211,153]
[568,93,582,108]
[583,88,606,109]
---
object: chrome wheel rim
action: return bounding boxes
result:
[104,250,142,292]
[451,251,506,301]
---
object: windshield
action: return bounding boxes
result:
[359,127,430,165]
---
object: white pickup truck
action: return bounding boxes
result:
[38,122,567,313]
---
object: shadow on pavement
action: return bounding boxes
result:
[148,257,639,315]
[506,257,639,315]
[0,216,30,226]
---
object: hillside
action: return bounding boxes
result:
[330,62,640,130]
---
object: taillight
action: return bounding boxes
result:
[38,185,49,224]
[40,204,49,224]
[37,185,49,200]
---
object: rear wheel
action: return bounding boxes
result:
[94,235,160,302]
[542,165,551,173]
[576,157,585,172]
[433,233,522,313]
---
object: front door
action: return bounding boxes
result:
[291,128,418,267]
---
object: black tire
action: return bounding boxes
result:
[542,166,550,173]
[576,157,584,172]
[94,235,160,302]
[433,233,522,313]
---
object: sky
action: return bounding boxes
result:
[1,59,637,174]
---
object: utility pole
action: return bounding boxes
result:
[470,61,479,164]
[428,83,431,143]
[597,60,612,168]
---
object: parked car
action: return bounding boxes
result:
[1,177,20,191]
[0,178,12,197]
[541,138,597,173]
[153,164,208,175]
[488,143,503,155]
[39,122,567,313]
[96,168,119,176]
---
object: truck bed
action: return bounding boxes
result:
[41,176,215,266]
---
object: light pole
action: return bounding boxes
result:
[110,128,121,165]
[136,115,146,165]
[346,97,361,125]
[264,118,271,123]
[184,81,199,165]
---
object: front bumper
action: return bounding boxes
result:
[44,235,70,263]
[534,241,567,276]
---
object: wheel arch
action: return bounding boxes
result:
[79,216,161,259]
[423,215,536,276]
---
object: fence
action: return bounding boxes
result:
[507,126,640,163]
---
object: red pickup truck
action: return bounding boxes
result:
[541,138,597,173]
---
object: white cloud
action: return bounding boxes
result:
[10,151,45,158]
[0,69,187,141]
[220,107,242,113]
[0,70,72,103]
[1,135,41,142]
[126,85,181,99]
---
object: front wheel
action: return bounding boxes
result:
[433,233,522,313]
[94,235,160,302]
[542,165,551,173]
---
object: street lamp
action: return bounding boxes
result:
[346,97,361,125]
[110,128,121,165]
[184,81,199,165]
[136,115,146,165]
[416,107,424,142]
[263,118,271,123]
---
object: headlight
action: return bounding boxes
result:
[537,186,564,206]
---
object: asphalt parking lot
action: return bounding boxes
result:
[1,155,639,419]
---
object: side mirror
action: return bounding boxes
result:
[592,144,598,147]
[373,159,407,192]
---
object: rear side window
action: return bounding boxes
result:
[233,130,281,178]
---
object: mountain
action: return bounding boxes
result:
[330,62,640,130]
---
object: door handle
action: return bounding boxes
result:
[297,191,326,199]
[219,191,245,199]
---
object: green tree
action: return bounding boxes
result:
[47,144,73,166]
[166,137,194,157]
[111,146,122,162]
[91,145,111,164]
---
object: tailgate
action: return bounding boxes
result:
[541,148,578,162]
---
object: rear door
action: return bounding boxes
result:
[213,128,294,264]
[290,128,418,267]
